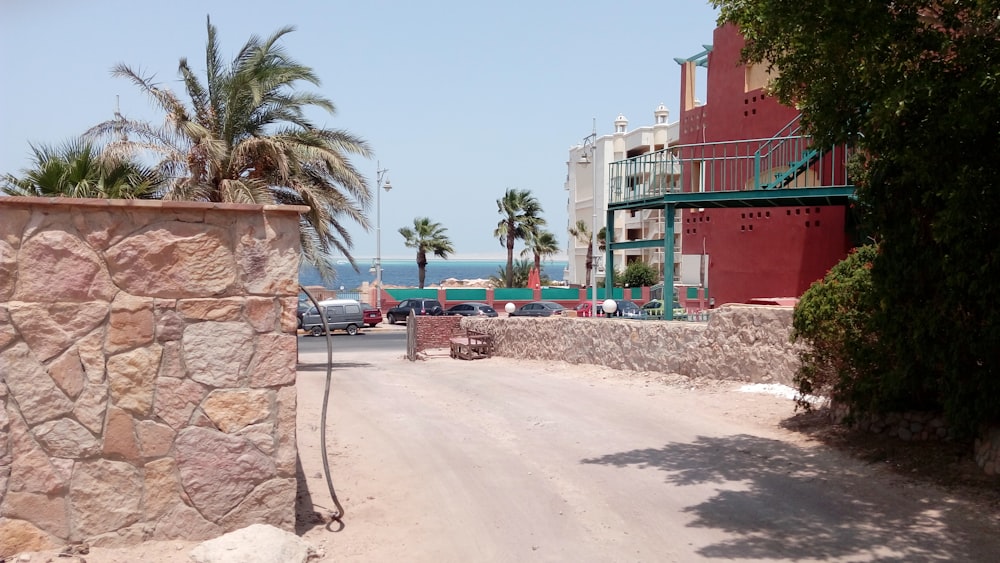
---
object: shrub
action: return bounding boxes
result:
[790,245,879,413]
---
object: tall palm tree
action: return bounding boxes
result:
[398,217,454,289]
[2,139,160,199]
[568,219,594,288]
[85,17,371,281]
[494,188,545,288]
[520,229,559,273]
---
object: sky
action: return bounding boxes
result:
[0,0,719,261]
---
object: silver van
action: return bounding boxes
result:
[301,299,365,336]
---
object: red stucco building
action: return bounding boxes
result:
[672,25,854,306]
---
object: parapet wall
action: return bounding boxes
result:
[0,197,304,555]
[454,304,803,385]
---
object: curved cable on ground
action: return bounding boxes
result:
[300,286,345,521]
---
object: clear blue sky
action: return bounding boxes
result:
[0,0,719,260]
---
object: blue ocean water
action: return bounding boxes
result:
[300,259,568,290]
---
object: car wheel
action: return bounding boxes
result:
[309,326,323,337]
[346,324,359,336]
[387,313,396,324]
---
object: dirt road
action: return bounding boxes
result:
[294,348,1000,562]
[21,345,999,562]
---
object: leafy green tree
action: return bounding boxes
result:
[398,217,454,289]
[520,229,559,273]
[86,17,371,282]
[494,188,545,288]
[2,139,159,199]
[621,261,658,288]
[714,1,1000,435]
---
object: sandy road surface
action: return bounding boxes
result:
[292,349,1000,562]
[18,346,1000,562]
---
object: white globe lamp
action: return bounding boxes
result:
[602,299,617,317]
[504,302,516,314]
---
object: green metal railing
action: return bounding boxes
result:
[608,132,851,205]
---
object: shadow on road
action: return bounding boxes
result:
[297,361,372,372]
[581,434,993,561]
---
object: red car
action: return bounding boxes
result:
[361,303,382,327]
[574,301,599,317]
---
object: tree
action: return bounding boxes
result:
[86,16,372,282]
[713,1,1000,435]
[488,259,549,289]
[520,229,559,273]
[568,220,593,288]
[494,188,545,288]
[2,139,159,199]
[398,217,454,289]
[621,261,658,288]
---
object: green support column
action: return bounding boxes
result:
[664,204,675,320]
[605,208,615,300]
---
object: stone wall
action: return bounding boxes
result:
[447,304,804,385]
[0,197,304,555]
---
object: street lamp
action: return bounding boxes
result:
[579,119,599,317]
[374,162,392,310]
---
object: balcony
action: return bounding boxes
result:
[607,132,854,210]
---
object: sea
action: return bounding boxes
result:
[299,258,568,290]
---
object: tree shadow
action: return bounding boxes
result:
[581,434,995,560]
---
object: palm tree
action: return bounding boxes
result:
[568,219,594,288]
[494,188,545,288]
[488,259,549,288]
[520,229,559,273]
[398,217,454,289]
[2,139,160,199]
[85,17,371,282]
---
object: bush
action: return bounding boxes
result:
[791,245,879,413]
[621,261,659,288]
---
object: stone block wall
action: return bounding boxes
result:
[0,197,305,555]
[458,304,803,385]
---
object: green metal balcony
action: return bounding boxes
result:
[607,123,855,210]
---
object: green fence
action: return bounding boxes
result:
[493,288,533,301]
[540,287,581,301]
[444,288,487,301]
[385,288,438,300]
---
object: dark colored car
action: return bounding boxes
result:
[445,302,499,317]
[360,302,383,327]
[509,301,566,317]
[609,299,643,318]
[297,299,311,328]
[385,299,444,324]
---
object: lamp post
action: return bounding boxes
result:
[374,162,392,310]
[580,119,599,317]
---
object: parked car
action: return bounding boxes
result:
[641,299,687,320]
[509,301,566,317]
[574,301,600,317]
[609,299,643,318]
[385,298,444,324]
[296,299,311,328]
[445,302,499,317]
[301,299,365,336]
[360,302,382,327]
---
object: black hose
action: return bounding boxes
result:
[300,286,345,521]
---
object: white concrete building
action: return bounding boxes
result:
[564,105,680,286]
